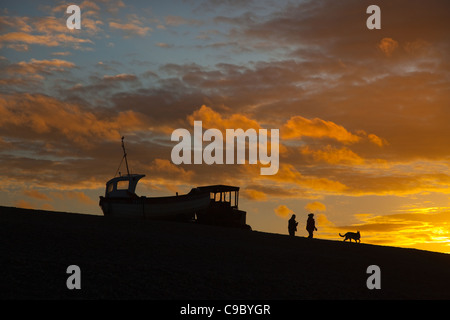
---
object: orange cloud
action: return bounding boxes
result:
[23,189,51,201]
[136,159,197,195]
[188,105,261,131]
[14,200,33,209]
[241,189,268,201]
[102,74,138,82]
[305,201,326,212]
[300,145,364,165]
[0,3,104,50]
[147,158,194,180]
[41,203,55,211]
[50,190,96,205]
[16,58,75,73]
[368,133,387,147]
[109,14,151,37]
[0,58,76,87]
[64,191,96,205]
[274,204,293,219]
[0,32,59,46]
[378,37,399,57]
[316,213,334,227]
[282,115,361,144]
[34,16,71,34]
[109,21,151,36]
[0,15,32,32]
[403,39,431,55]
[0,32,93,48]
[0,93,148,148]
[271,164,347,194]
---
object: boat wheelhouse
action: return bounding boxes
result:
[195,185,250,229]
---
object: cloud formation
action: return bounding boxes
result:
[109,16,151,37]
[282,116,362,144]
[378,37,399,57]
[0,92,147,148]
[274,205,293,219]
[305,201,326,212]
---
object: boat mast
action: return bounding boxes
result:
[121,136,130,176]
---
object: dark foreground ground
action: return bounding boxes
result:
[1,205,450,300]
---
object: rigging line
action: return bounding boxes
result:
[114,154,125,177]
[121,136,130,176]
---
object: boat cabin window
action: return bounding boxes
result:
[107,183,114,193]
[117,180,129,190]
[210,190,238,208]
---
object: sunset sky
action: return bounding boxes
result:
[1,0,450,253]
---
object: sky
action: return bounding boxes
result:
[1,0,450,253]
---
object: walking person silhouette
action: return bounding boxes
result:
[306,213,317,239]
[288,214,298,237]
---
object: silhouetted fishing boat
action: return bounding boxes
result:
[99,137,251,229]
[99,137,210,221]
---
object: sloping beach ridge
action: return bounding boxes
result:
[1,206,449,299]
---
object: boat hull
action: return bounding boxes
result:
[99,192,210,220]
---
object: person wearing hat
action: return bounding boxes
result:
[306,213,317,239]
[288,214,298,237]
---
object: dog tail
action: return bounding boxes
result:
[339,233,345,237]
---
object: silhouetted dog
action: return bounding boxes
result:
[339,231,361,243]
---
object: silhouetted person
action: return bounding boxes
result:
[306,213,317,239]
[288,214,298,237]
